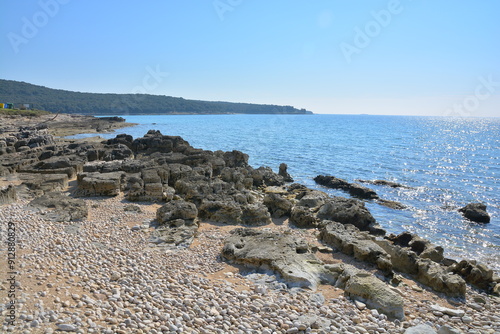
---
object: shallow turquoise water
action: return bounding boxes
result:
[72,114,500,271]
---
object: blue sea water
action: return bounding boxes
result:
[72,114,500,271]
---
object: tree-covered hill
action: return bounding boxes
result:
[0,79,312,115]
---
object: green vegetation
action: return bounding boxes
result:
[0,79,313,115]
[0,108,51,117]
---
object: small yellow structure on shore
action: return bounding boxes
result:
[0,103,5,108]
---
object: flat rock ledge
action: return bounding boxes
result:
[222,228,405,320]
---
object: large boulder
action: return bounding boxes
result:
[156,200,198,224]
[152,200,199,247]
[316,197,384,235]
[263,193,293,218]
[29,192,88,221]
[458,203,490,223]
[290,205,320,228]
[297,190,329,208]
[198,200,243,225]
[222,228,335,290]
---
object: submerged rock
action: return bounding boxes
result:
[314,175,378,200]
[459,203,490,223]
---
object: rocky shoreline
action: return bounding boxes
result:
[1,114,499,334]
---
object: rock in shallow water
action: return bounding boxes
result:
[458,203,490,223]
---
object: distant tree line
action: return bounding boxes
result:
[0,79,312,115]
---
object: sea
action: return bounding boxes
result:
[71,114,500,272]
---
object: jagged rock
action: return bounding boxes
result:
[297,190,329,208]
[278,163,293,182]
[320,221,392,273]
[263,193,293,218]
[222,150,249,168]
[198,200,271,225]
[153,200,199,247]
[240,203,272,225]
[415,259,466,297]
[290,205,320,228]
[458,203,490,223]
[325,263,405,320]
[198,200,243,225]
[314,175,378,200]
[222,228,335,290]
[101,143,133,161]
[251,166,285,187]
[316,197,384,235]
[450,259,495,291]
[156,200,198,224]
[76,171,125,196]
[387,232,444,263]
[104,133,133,148]
[375,239,466,297]
[29,192,88,221]
[132,130,191,155]
[0,185,17,204]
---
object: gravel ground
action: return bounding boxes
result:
[1,195,499,334]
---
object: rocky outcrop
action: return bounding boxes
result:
[199,200,271,226]
[314,175,378,200]
[317,197,384,235]
[320,221,392,273]
[458,203,490,223]
[278,163,293,182]
[263,193,293,218]
[29,192,88,221]
[222,228,335,290]
[152,200,199,247]
[450,259,498,292]
[375,236,466,297]
[325,263,405,320]
[76,171,125,196]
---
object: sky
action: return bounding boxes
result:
[1,0,499,116]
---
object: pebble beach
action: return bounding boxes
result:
[1,194,500,334]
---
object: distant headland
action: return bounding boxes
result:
[0,79,313,115]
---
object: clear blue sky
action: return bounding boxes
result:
[1,1,499,116]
